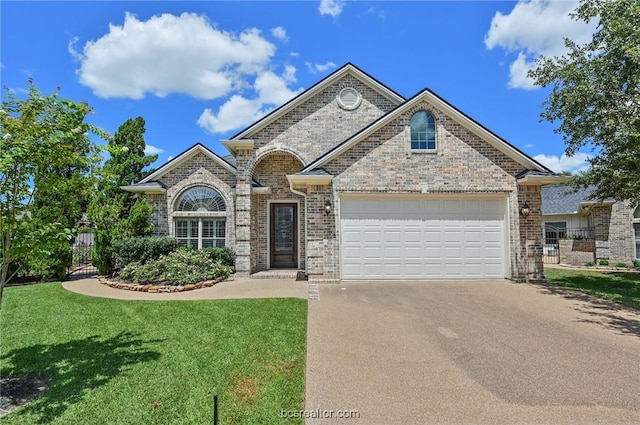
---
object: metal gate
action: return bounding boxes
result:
[69,221,97,276]
[543,225,561,264]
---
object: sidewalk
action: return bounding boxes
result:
[62,276,308,300]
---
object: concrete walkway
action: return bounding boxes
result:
[63,276,308,300]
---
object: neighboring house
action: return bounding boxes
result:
[542,184,640,265]
[122,63,566,282]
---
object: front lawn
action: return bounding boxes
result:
[0,283,307,424]
[545,268,640,309]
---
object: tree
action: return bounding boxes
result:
[89,117,157,275]
[0,81,105,305]
[529,0,640,206]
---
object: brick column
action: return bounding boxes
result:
[306,185,339,281]
[234,149,254,276]
[517,185,544,282]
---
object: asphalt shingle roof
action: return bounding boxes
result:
[541,185,614,215]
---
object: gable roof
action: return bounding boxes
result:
[139,143,236,184]
[300,88,554,174]
[228,63,406,141]
[542,185,616,215]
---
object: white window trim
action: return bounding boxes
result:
[174,217,226,249]
[409,111,437,152]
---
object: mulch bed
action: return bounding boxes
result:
[0,376,49,418]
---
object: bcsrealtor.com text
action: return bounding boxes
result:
[279,408,360,419]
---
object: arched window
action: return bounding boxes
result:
[410,111,436,150]
[174,186,226,249]
[634,207,640,219]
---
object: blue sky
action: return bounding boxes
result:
[1,1,597,173]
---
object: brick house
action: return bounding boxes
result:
[542,184,640,265]
[122,63,566,282]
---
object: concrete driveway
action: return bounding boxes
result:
[305,280,640,424]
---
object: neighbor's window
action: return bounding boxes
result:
[410,111,436,150]
[174,186,226,249]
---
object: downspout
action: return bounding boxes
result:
[289,180,308,275]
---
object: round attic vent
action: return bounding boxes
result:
[337,87,362,110]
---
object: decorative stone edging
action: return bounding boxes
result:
[557,264,640,272]
[97,276,226,293]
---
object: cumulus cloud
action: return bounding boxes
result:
[485,0,597,89]
[319,0,345,17]
[534,152,591,173]
[271,26,288,42]
[144,144,164,155]
[197,67,304,134]
[305,61,337,74]
[72,12,276,99]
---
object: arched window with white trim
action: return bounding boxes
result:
[410,111,436,150]
[173,186,226,249]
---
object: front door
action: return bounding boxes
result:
[270,203,298,268]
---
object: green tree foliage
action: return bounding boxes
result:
[0,81,105,305]
[529,0,640,206]
[89,117,157,275]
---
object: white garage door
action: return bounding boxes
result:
[340,197,506,280]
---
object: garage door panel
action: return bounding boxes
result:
[340,197,506,279]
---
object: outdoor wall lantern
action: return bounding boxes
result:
[324,200,332,215]
[520,202,531,218]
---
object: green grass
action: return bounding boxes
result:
[0,283,307,424]
[545,268,640,309]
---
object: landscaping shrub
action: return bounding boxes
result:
[615,262,627,268]
[118,247,232,285]
[112,236,178,268]
[634,260,640,268]
[598,259,610,266]
[585,261,595,267]
[201,246,236,269]
[25,242,73,280]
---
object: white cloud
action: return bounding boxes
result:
[271,26,288,42]
[144,144,164,155]
[365,6,385,20]
[72,12,276,99]
[319,0,345,17]
[525,143,534,149]
[197,67,303,134]
[534,152,591,173]
[485,0,597,89]
[290,52,300,57]
[305,61,337,74]
[167,156,174,162]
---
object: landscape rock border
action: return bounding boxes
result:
[98,276,225,293]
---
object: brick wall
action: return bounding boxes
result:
[592,202,636,264]
[249,74,398,163]
[559,239,595,266]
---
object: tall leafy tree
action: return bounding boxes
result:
[0,81,105,305]
[529,0,640,206]
[89,117,157,275]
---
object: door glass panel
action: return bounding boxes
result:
[275,206,294,251]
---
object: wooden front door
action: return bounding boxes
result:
[270,203,298,268]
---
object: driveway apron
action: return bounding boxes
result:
[305,280,640,424]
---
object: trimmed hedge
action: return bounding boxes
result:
[112,236,178,268]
